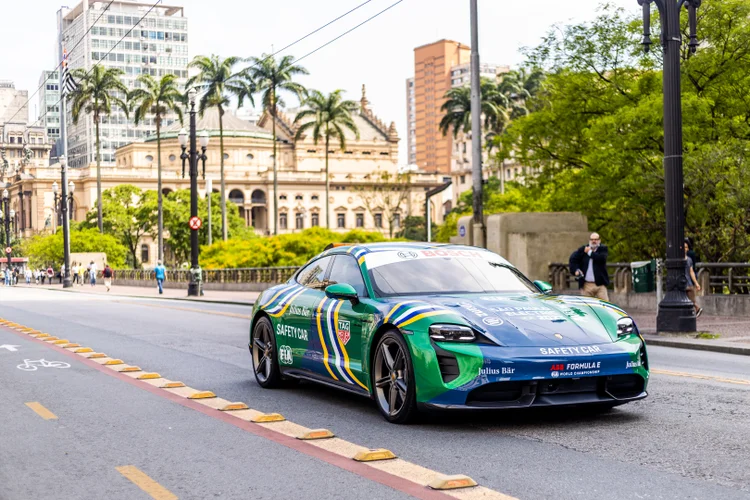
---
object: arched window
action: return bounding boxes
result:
[229,189,244,204]
[251,189,266,204]
[141,244,150,264]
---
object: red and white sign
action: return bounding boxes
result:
[188,216,202,230]
[4,247,11,254]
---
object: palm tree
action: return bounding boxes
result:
[439,78,509,140]
[293,90,359,228]
[128,74,184,262]
[246,54,308,235]
[186,55,253,241]
[68,65,129,233]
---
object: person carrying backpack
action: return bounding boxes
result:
[102,263,113,292]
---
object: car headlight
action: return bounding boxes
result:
[429,324,476,342]
[617,317,635,337]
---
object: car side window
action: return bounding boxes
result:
[296,256,333,289]
[328,255,367,297]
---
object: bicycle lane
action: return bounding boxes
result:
[0,327,416,500]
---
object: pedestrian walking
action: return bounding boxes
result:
[46,266,54,284]
[154,260,166,295]
[1,268,7,287]
[78,264,85,286]
[34,269,40,284]
[89,260,97,286]
[569,232,610,301]
[24,268,31,284]
[685,241,703,318]
[102,263,113,292]
[59,263,65,284]
[71,262,79,285]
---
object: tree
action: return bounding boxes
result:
[186,55,253,242]
[246,54,308,235]
[21,228,127,269]
[128,73,184,263]
[396,215,437,242]
[354,169,412,238]
[162,189,253,266]
[439,78,509,140]
[496,0,750,262]
[82,185,153,268]
[293,89,359,229]
[68,65,129,233]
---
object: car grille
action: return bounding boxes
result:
[432,343,460,383]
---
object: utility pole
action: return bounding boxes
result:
[638,0,701,332]
[469,0,484,247]
[59,8,72,288]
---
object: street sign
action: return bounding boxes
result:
[458,226,466,238]
[188,216,202,230]
[4,247,11,254]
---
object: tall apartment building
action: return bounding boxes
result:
[60,0,188,168]
[405,77,416,165]
[0,81,29,125]
[410,40,470,174]
[38,70,61,143]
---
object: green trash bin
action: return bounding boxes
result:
[631,260,655,293]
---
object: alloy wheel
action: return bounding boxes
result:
[374,338,409,417]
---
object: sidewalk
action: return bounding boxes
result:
[14,283,258,306]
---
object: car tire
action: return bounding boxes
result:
[372,331,419,424]
[251,316,283,388]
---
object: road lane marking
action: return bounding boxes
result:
[3,318,514,500]
[113,300,252,320]
[115,466,177,500]
[25,402,57,420]
[651,368,750,386]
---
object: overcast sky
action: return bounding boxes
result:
[4,0,638,163]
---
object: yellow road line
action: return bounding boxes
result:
[25,402,57,420]
[116,466,177,500]
[652,368,750,386]
[113,300,251,320]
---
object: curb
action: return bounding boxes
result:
[14,285,255,307]
[642,335,750,357]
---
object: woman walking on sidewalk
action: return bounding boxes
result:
[71,262,79,285]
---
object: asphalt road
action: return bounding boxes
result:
[1,287,749,500]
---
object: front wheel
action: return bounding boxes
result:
[251,317,282,388]
[372,331,419,424]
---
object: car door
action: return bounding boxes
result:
[273,256,333,375]
[318,254,371,393]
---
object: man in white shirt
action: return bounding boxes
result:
[89,261,98,286]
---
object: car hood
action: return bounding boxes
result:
[411,293,616,347]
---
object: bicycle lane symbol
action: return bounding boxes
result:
[17,359,71,371]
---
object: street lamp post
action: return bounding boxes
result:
[638,0,701,332]
[52,157,74,288]
[1,189,13,279]
[178,89,209,297]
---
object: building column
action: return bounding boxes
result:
[18,188,25,231]
[24,190,32,229]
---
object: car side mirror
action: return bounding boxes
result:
[325,283,359,304]
[534,280,553,294]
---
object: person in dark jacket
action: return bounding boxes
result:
[569,233,610,301]
[685,237,699,273]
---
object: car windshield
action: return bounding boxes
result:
[367,252,537,297]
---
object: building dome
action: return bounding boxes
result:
[147,108,273,142]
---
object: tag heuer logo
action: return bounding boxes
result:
[337,320,351,345]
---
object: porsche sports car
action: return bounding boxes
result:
[249,243,649,423]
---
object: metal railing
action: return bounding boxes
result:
[549,262,750,295]
[113,267,299,284]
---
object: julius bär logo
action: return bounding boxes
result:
[337,320,351,345]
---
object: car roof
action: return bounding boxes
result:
[324,242,492,256]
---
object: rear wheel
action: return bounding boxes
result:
[251,317,282,388]
[372,331,418,424]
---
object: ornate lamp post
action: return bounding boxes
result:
[1,189,14,278]
[637,0,701,332]
[52,155,74,288]
[178,88,209,297]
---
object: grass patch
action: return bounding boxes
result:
[695,332,721,340]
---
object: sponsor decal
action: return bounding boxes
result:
[554,333,563,339]
[482,316,504,326]
[626,360,641,369]
[397,251,418,259]
[539,345,602,355]
[485,305,565,321]
[337,319,351,345]
[279,345,293,365]
[460,302,489,318]
[420,249,485,258]
[479,366,515,376]
[276,323,309,341]
[289,305,312,318]
[550,362,601,377]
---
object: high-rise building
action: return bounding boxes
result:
[410,40,470,174]
[37,70,61,143]
[0,81,29,125]
[405,77,416,165]
[449,62,509,88]
[60,0,188,169]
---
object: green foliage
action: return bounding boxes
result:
[21,229,127,269]
[200,227,386,269]
[492,0,750,262]
[396,215,437,242]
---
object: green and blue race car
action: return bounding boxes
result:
[249,243,649,423]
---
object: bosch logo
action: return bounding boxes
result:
[482,316,504,327]
[397,251,418,259]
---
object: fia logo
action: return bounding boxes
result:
[278,345,293,365]
[337,320,351,345]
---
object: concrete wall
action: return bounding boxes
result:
[112,279,273,292]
